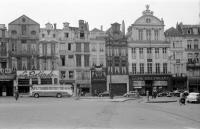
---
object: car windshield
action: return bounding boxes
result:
[189,93,199,97]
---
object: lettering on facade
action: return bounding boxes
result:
[132,76,169,81]
[0,68,13,74]
[17,70,59,79]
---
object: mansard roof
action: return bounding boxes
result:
[165,27,182,36]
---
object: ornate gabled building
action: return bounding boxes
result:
[90,27,107,95]
[39,22,59,71]
[8,15,40,94]
[127,5,171,95]
[58,22,76,88]
[106,22,129,96]
[0,24,15,96]
[177,23,200,92]
[74,20,91,96]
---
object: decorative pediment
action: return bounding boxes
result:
[9,15,39,25]
[134,15,164,26]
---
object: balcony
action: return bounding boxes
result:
[9,50,39,57]
[187,62,200,68]
[129,72,171,75]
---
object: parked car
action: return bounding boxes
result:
[123,91,139,98]
[98,91,110,97]
[186,92,200,103]
[157,92,168,97]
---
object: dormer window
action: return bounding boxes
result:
[42,34,45,38]
[80,32,84,38]
[11,30,17,35]
[31,30,36,35]
[22,18,26,22]
[146,18,151,23]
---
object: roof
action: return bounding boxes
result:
[9,15,39,25]
[91,28,103,32]
[165,27,182,36]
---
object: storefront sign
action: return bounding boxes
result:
[0,68,12,74]
[132,76,170,81]
[133,81,145,86]
[153,81,167,86]
[17,70,59,79]
[0,74,16,80]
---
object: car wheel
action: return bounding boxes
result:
[34,93,39,98]
[56,93,62,98]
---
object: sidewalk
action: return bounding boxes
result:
[78,96,139,102]
[145,96,178,103]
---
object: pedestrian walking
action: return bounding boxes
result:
[179,92,186,105]
[14,90,19,101]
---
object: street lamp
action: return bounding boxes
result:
[109,37,113,99]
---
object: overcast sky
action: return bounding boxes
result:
[0,0,199,31]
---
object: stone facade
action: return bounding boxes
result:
[8,15,40,94]
[127,5,171,95]
[106,22,129,96]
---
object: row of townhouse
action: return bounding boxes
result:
[0,5,199,97]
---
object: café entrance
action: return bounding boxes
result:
[0,81,13,96]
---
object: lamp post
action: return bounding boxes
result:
[109,38,113,99]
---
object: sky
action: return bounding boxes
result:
[0,0,199,31]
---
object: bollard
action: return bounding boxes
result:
[146,90,149,102]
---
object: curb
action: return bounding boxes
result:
[146,100,177,103]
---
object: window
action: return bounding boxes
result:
[65,33,69,38]
[69,71,74,79]
[132,48,136,59]
[187,40,192,49]
[53,34,56,38]
[132,63,136,74]
[147,63,152,74]
[0,42,6,56]
[140,63,144,74]
[76,43,81,52]
[147,48,152,54]
[121,48,126,56]
[31,31,36,35]
[139,48,144,58]
[114,48,119,56]
[146,29,151,40]
[84,55,89,67]
[156,63,160,73]
[42,34,45,38]
[155,48,159,59]
[154,30,158,40]
[80,32,84,38]
[162,48,167,53]
[61,71,66,79]
[11,30,17,35]
[76,54,81,67]
[163,63,168,73]
[21,25,26,35]
[68,43,71,51]
[146,18,151,23]
[139,29,143,40]
[68,55,73,59]
[84,43,89,52]
[60,55,65,66]
[194,40,199,50]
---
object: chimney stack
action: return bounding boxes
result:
[101,25,103,31]
[54,23,57,30]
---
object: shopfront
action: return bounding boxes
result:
[130,75,171,95]
[0,68,16,96]
[91,66,106,96]
[188,77,200,92]
[17,70,59,94]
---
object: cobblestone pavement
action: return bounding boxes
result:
[0,96,199,129]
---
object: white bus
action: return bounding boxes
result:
[30,85,73,98]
